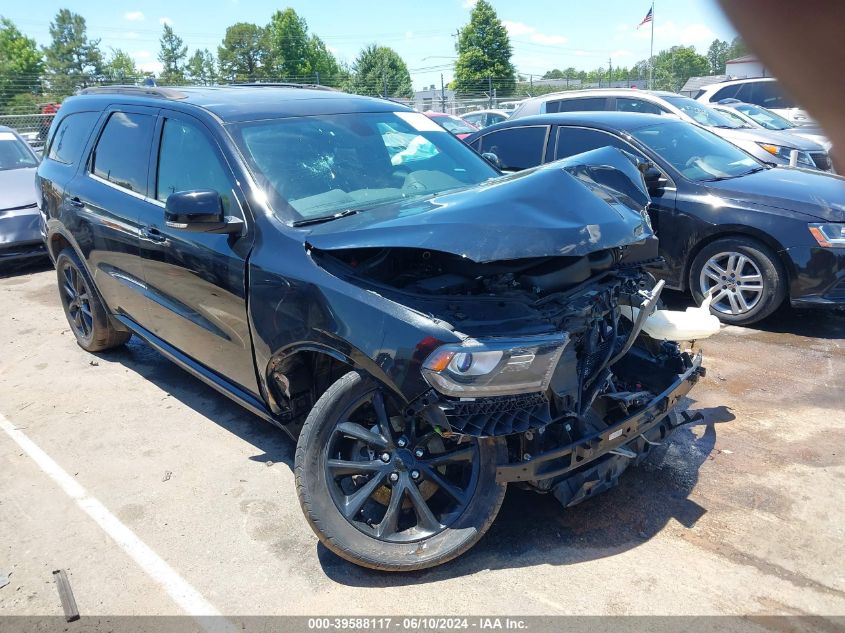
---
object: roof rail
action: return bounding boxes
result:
[229,82,338,92]
[78,85,188,99]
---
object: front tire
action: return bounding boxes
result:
[690,237,786,326]
[56,248,130,352]
[295,371,506,571]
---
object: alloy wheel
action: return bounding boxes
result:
[324,389,479,543]
[60,263,94,340]
[699,251,764,316]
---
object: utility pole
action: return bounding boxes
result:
[315,71,320,86]
[608,57,612,87]
[488,76,493,109]
[440,73,446,113]
[529,73,533,91]
[382,72,387,98]
[649,1,655,89]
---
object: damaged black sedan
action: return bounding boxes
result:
[37,87,718,571]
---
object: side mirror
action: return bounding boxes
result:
[642,166,668,193]
[164,190,243,234]
[481,152,502,170]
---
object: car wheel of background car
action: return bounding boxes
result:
[55,248,131,352]
[690,237,786,326]
[295,370,507,571]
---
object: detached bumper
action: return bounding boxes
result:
[0,206,47,262]
[785,246,845,308]
[496,353,704,483]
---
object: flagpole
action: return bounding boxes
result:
[649,1,655,89]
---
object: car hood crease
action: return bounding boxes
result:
[306,147,654,263]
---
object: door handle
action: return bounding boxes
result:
[69,197,84,208]
[141,226,167,243]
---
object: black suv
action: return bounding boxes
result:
[37,85,705,571]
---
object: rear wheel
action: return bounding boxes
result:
[690,237,786,325]
[295,371,506,571]
[56,248,130,352]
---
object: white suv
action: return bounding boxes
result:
[694,77,813,125]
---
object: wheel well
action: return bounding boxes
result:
[268,349,355,434]
[49,233,71,261]
[682,230,792,293]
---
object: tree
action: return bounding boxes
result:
[726,36,749,62]
[103,48,137,83]
[452,0,516,97]
[265,8,311,78]
[706,39,730,74]
[349,45,412,98]
[542,69,565,79]
[186,49,216,85]
[0,18,43,107]
[43,9,102,97]
[158,24,187,84]
[309,34,340,84]
[631,46,709,91]
[217,22,265,82]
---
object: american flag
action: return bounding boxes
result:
[638,7,653,28]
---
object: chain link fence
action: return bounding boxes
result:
[0,113,54,153]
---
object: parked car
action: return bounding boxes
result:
[465,112,845,324]
[37,86,711,571]
[509,89,832,172]
[460,109,509,129]
[422,111,478,139]
[695,77,814,125]
[710,99,832,154]
[498,100,526,113]
[0,125,46,262]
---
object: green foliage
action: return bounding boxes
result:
[218,23,266,81]
[706,39,730,74]
[265,8,312,78]
[158,24,188,84]
[43,9,102,97]
[349,45,412,98]
[186,49,216,85]
[0,17,44,106]
[103,49,137,82]
[308,35,339,83]
[452,0,515,96]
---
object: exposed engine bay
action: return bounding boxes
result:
[314,242,714,508]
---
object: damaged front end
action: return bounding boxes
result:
[308,147,715,508]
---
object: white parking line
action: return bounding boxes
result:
[0,412,234,631]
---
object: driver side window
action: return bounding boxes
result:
[156,118,237,214]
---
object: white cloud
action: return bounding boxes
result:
[138,61,164,75]
[124,11,144,22]
[609,49,633,58]
[503,21,568,46]
[627,20,715,46]
[132,50,152,60]
[159,17,173,26]
[405,31,414,40]
[462,0,478,8]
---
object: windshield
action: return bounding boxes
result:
[229,111,497,222]
[631,120,760,182]
[662,96,746,129]
[433,115,477,135]
[734,103,793,130]
[0,132,38,171]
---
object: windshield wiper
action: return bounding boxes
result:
[292,208,360,227]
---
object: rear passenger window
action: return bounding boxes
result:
[555,127,642,160]
[156,118,236,213]
[548,98,608,113]
[710,85,741,103]
[480,126,547,170]
[615,98,665,115]
[47,112,98,165]
[92,112,155,194]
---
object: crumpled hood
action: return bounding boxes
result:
[0,167,37,211]
[306,147,654,263]
[706,166,845,222]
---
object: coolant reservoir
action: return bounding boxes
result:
[621,294,721,341]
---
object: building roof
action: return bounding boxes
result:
[71,85,407,122]
[680,75,729,93]
[726,54,759,64]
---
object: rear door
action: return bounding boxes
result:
[477,125,550,171]
[64,106,158,321]
[137,110,258,395]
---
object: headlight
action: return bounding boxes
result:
[421,333,569,398]
[757,143,815,168]
[809,223,845,248]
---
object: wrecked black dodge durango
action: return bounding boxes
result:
[37,86,718,571]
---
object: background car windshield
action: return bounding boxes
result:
[663,96,744,128]
[0,132,38,170]
[631,120,760,181]
[436,116,477,135]
[734,103,793,130]
[230,112,497,221]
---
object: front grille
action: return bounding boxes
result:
[810,152,832,171]
[440,392,551,436]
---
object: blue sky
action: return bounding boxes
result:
[3,0,737,88]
